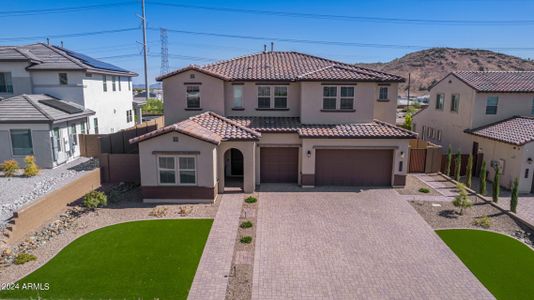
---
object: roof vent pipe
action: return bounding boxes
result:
[270,42,274,52]
[263,44,267,53]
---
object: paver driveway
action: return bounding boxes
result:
[252,187,493,299]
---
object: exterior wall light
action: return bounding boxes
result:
[528,158,533,165]
[400,151,405,158]
[306,150,312,158]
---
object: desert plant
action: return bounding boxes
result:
[511,177,519,213]
[418,187,430,193]
[240,236,253,244]
[240,221,253,229]
[480,160,487,195]
[149,207,168,217]
[23,155,39,177]
[1,159,19,177]
[466,153,473,188]
[473,215,492,228]
[492,165,500,203]
[14,253,37,265]
[244,196,257,204]
[82,190,108,209]
[454,151,461,182]
[452,183,472,215]
[446,145,452,176]
[403,113,412,130]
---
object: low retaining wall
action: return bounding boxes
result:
[5,169,101,244]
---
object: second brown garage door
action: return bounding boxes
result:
[315,149,393,186]
[260,147,299,183]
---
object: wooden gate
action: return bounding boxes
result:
[409,148,427,173]
[408,139,442,173]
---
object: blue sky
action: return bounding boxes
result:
[3,0,534,84]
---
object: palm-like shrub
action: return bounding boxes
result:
[1,160,19,177]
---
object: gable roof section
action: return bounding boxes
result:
[157,51,404,82]
[465,116,534,145]
[433,71,534,93]
[0,94,94,123]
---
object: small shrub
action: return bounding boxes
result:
[149,206,168,217]
[82,190,108,209]
[23,155,39,177]
[244,196,257,204]
[240,221,253,229]
[240,236,253,244]
[473,215,492,228]
[107,189,121,203]
[418,188,430,194]
[1,160,19,177]
[14,253,37,265]
[452,183,472,215]
[178,206,192,216]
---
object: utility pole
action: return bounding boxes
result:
[407,73,411,110]
[140,0,149,102]
[160,28,169,75]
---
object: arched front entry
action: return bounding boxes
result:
[224,148,244,191]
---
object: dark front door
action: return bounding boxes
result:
[230,149,244,176]
[260,147,299,183]
[315,149,393,186]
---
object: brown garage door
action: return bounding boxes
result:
[315,149,393,186]
[260,147,299,183]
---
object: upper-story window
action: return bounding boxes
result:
[59,73,68,85]
[257,86,288,109]
[486,96,498,115]
[274,87,288,109]
[322,86,337,110]
[257,86,271,109]
[233,85,243,108]
[450,94,460,112]
[323,86,354,110]
[103,75,107,92]
[340,87,354,110]
[0,72,13,93]
[112,76,117,91]
[435,93,444,110]
[186,85,200,108]
[378,86,389,100]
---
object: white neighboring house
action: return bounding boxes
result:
[0,43,137,134]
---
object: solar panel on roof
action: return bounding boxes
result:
[39,99,84,114]
[59,48,130,73]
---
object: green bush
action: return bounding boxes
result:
[23,155,39,177]
[240,221,253,229]
[453,183,472,215]
[244,196,257,204]
[418,188,430,193]
[143,98,163,114]
[240,236,253,244]
[473,215,492,228]
[1,159,19,177]
[15,253,37,265]
[83,190,108,209]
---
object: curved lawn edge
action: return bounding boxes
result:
[436,227,534,251]
[437,228,534,300]
[4,217,213,284]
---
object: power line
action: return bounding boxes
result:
[0,27,139,42]
[0,2,136,18]
[149,2,534,26]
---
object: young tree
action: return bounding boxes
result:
[446,145,452,176]
[454,151,461,182]
[510,177,519,213]
[479,160,487,195]
[453,183,473,215]
[403,113,412,130]
[492,165,500,203]
[466,153,473,188]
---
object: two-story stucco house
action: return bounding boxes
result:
[413,71,534,192]
[0,43,137,134]
[130,51,416,203]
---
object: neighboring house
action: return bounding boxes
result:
[0,43,137,134]
[0,94,94,168]
[130,51,416,203]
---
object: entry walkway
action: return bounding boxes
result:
[188,194,243,300]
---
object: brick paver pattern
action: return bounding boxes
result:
[188,194,243,300]
[252,188,494,300]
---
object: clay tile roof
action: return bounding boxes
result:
[229,116,301,133]
[298,120,417,139]
[453,71,534,93]
[157,51,404,82]
[129,112,261,144]
[465,116,534,145]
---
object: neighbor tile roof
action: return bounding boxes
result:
[157,52,404,82]
[465,116,534,145]
[0,94,94,123]
[453,71,534,93]
[229,116,302,133]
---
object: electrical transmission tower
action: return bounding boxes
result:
[160,28,169,75]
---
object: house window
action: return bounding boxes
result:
[80,122,87,134]
[112,76,116,91]
[435,93,444,110]
[158,156,176,184]
[340,87,355,109]
[450,94,460,112]
[486,96,498,115]
[186,85,200,108]
[93,118,99,134]
[128,77,131,91]
[59,73,68,85]
[399,161,403,172]
[437,130,442,141]
[274,86,288,108]
[378,87,389,100]
[103,75,107,92]
[179,157,196,184]
[421,126,426,139]
[233,85,243,108]
[118,77,121,91]
[70,124,78,146]
[257,86,271,108]
[0,72,13,93]
[126,110,133,123]
[85,73,92,77]
[10,129,33,156]
[323,86,337,110]
[525,169,529,179]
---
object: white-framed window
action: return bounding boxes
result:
[257,86,271,108]
[186,85,200,108]
[322,86,337,110]
[450,94,460,112]
[435,93,444,110]
[69,124,78,146]
[157,156,197,185]
[59,73,68,85]
[233,85,243,108]
[103,75,107,92]
[340,86,354,109]
[274,86,288,108]
[378,86,389,100]
[257,86,288,109]
[112,76,117,91]
[80,122,87,134]
[10,129,33,156]
[486,96,498,115]
[323,86,355,110]
[178,156,196,184]
[93,118,99,134]
[437,130,442,141]
[0,72,13,93]
[126,110,132,123]
[158,156,176,184]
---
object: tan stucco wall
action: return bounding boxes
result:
[472,92,534,128]
[138,132,217,187]
[162,70,225,125]
[217,141,256,193]
[373,83,398,124]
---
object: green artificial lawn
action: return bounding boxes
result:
[1,219,213,299]
[437,229,534,300]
